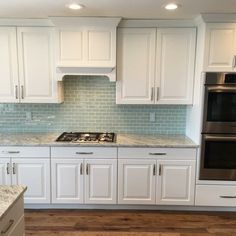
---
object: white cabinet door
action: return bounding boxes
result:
[204,23,236,72]
[51,159,84,204]
[0,158,11,185]
[116,28,156,104]
[118,159,156,204]
[17,27,62,103]
[85,159,117,204]
[0,27,19,103]
[57,28,85,67]
[156,28,196,104]
[12,158,50,204]
[156,160,195,205]
[57,28,116,67]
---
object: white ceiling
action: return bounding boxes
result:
[0,0,236,19]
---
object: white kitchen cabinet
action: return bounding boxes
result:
[12,158,50,204]
[118,159,156,204]
[51,147,118,204]
[116,27,196,105]
[204,23,236,72]
[118,147,196,205]
[17,27,63,103]
[0,27,19,103]
[0,158,11,185]
[156,160,196,205]
[51,159,84,204]
[0,146,51,204]
[156,28,196,104]
[57,27,117,68]
[116,28,156,104]
[85,159,117,204]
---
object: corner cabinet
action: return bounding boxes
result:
[0,27,63,103]
[0,147,51,204]
[116,27,196,105]
[204,23,236,72]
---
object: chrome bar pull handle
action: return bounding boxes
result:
[159,165,162,176]
[3,151,20,154]
[149,152,166,156]
[6,163,10,175]
[80,163,83,175]
[233,55,236,69]
[21,85,24,99]
[12,163,16,175]
[76,152,93,155]
[15,85,18,99]
[151,87,154,101]
[86,164,89,175]
[220,195,236,199]
[156,87,160,101]
[153,164,156,176]
[1,219,14,234]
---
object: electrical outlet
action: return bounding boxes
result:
[149,112,155,122]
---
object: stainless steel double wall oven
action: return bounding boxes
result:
[200,72,236,181]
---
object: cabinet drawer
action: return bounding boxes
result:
[0,197,24,236]
[118,148,196,160]
[0,147,50,158]
[195,185,236,207]
[51,147,117,159]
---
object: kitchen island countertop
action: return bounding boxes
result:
[0,133,198,148]
[0,185,27,220]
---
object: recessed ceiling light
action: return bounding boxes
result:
[165,3,179,10]
[66,3,84,10]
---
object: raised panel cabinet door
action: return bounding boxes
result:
[0,27,19,103]
[87,28,116,67]
[156,160,196,205]
[17,27,61,103]
[11,158,50,204]
[84,159,117,204]
[116,28,156,104]
[118,159,156,204]
[51,159,84,204]
[204,23,236,72]
[156,28,196,104]
[0,158,11,185]
[57,29,85,66]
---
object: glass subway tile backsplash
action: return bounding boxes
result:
[0,76,186,134]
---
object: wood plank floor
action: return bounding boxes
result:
[25,209,236,236]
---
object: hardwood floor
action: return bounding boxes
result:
[25,209,236,236]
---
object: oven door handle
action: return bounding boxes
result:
[204,135,236,141]
[207,86,236,93]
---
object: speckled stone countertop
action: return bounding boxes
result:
[0,133,198,148]
[0,185,27,220]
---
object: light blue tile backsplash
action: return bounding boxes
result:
[0,76,187,134]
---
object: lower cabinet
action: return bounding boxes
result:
[51,147,118,204]
[118,159,156,204]
[156,160,196,205]
[0,147,51,204]
[51,158,117,204]
[118,148,196,206]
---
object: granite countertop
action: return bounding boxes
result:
[0,185,27,220]
[0,133,198,148]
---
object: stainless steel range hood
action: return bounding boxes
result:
[51,17,121,82]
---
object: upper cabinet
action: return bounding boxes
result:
[116,27,196,105]
[116,28,156,104]
[51,17,121,81]
[204,23,236,72]
[0,26,63,103]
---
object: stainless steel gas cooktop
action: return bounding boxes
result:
[56,132,116,143]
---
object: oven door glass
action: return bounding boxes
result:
[200,135,236,180]
[207,91,236,122]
